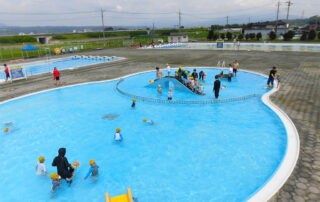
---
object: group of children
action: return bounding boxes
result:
[35,156,98,192]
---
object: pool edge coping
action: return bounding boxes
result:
[0,67,299,202]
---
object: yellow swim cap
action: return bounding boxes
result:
[4,127,8,132]
[116,128,121,132]
[223,84,226,87]
[149,80,154,83]
[277,73,280,76]
[73,161,80,167]
[169,88,172,91]
[158,85,161,87]
[269,84,272,87]
[38,156,45,163]
[143,119,147,122]
[200,82,203,85]
[132,98,136,102]
[50,173,59,180]
[166,63,168,66]
[89,159,95,165]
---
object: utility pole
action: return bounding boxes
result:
[152,22,155,32]
[301,10,304,19]
[101,8,105,40]
[178,10,181,31]
[286,1,293,31]
[226,16,229,26]
[275,1,280,35]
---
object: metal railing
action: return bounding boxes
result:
[116,78,261,104]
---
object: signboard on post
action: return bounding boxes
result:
[217,40,224,48]
[10,65,26,80]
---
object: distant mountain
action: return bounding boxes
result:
[0,26,148,36]
[288,15,320,26]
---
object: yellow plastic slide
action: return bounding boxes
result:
[105,188,133,202]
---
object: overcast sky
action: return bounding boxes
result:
[0,0,319,27]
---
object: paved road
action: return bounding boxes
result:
[0,48,319,201]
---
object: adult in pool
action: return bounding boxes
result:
[52,148,74,184]
[213,75,221,99]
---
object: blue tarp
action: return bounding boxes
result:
[21,45,39,51]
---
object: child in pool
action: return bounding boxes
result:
[3,122,14,133]
[36,156,48,175]
[157,85,163,94]
[50,173,62,191]
[190,77,195,87]
[200,82,204,95]
[203,73,207,82]
[143,119,154,125]
[131,98,136,108]
[194,78,199,90]
[168,88,173,100]
[82,159,99,180]
[114,128,123,142]
[276,73,281,88]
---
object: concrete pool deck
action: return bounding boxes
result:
[0,48,319,201]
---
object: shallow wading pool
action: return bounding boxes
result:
[0,68,288,201]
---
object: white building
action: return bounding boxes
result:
[168,34,188,43]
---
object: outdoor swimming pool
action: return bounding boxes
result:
[148,42,320,52]
[0,56,123,81]
[0,69,289,201]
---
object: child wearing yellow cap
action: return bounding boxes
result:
[3,121,14,133]
[131,98,136,108]
[50,173,62,191]
[36,156,47,175]
[200,82,204,95]
[82,159,99,180]
[143,119,154,125]
[114,128,123,142]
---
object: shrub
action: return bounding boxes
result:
[213,33,219,40]
[220,33,225,40]
[226,32,233,40]
[52,35,67,40]
[308,30,316,40]
[0,36,37,43]
[283,30,295,41]
[300,32,307,40]
[245,33,250,40]
[268,31,276,40]
[318,31,320,40]
[129,30,148,37]
[249,33,256,40]
[238,34,244,40]
[256,32,262,40]
[207,30,214,40]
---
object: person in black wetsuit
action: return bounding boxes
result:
[213,75,221,99]
[267,66,277,86]
[52,148,74,184]
[191,69,198,79]
[199,71,204,80]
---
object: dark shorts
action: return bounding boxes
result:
[6,73,10,79]
[55,77,60,80]
[168,97,172,100]
[233,69,237,73]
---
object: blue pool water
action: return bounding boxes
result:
[1,56,121,79]
[149,42,320,52]
[118,68,269,100]
[0,69,287,201]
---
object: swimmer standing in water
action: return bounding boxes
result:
[114,128,123,142]
[131,98,136,108]
[158,85,163,94]
[82,159,99,180]
[36,156,48,175]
